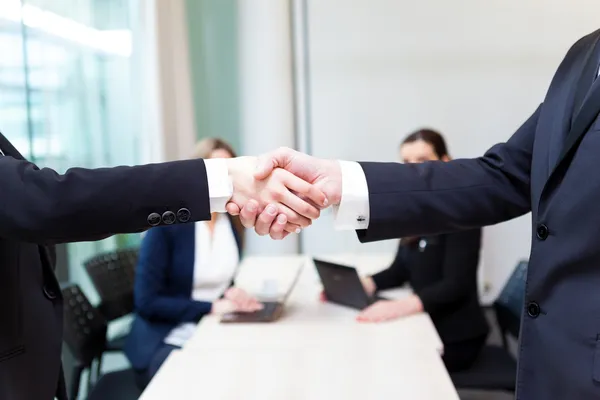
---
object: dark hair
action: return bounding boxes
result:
[193,137,237,159]
[401,128,449,159]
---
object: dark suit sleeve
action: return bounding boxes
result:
[0,157,211,244]
[370,243,409,291]
[416,229,481,314]
[356,104,540,242]
[134,227,212,323]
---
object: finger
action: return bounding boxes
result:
[274,231,290,240]
[277,203,313,227]
[232,292,248,304]
[224,288,237,300]
[254,147,292,180]
[226,202,241,216]
[356,311,373,323]
[319,291,327,302]
[284,223,302,234]
[283,174,328,208]
[248,297,264,310]
[356,307,372,320]
[238,296,263,311]
[279,190,321,220]
[239,200,260,228]
[269,214,288,240]
[255,204,278,236]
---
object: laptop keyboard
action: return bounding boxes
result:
[255,301,279,317]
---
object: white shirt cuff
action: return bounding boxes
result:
[332,161,370,230]
[204,158,233,213]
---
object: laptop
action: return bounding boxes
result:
[220,265,302,323]
[313,258,387,310]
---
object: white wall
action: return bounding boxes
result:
[238,0,301,255]
[146,0,196,162]
[300,0,600,302]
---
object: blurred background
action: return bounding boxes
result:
[1,0,599,398]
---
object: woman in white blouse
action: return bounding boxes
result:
[125,138,262,389]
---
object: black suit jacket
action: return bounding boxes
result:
[371,230,489,345]
[355,29,600,399]
[0,132,211,400]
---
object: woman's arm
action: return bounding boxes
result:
[369,243,410,291]
[415,229,482,314]
[134,227,212,323]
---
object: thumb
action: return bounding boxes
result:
[254,155,278,180]
[254,147,293,180]
[226,202,241,215]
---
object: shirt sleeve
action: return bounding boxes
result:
[204,158,233,213]
[332,161,370,230]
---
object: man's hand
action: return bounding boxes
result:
[226,149,342,237]
[226,156,328,230]
[236,200,292,240]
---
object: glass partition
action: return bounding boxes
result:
[0,0,143,287]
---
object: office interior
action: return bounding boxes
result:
[1,0,597,399]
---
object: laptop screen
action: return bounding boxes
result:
[280,263,303,302]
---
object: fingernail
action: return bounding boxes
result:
[295,228,301,234]
[267,205,277,215]
[247,202,256,212]
[277,214,286,224]
[323,197,328,207]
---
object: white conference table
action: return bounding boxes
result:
[140,254,458,400]
[140,346,457,400]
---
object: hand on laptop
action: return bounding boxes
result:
[211,288,263,315]
[356,295,423,323]
[224,287,263,312]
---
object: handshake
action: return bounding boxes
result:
[223,147,342,240]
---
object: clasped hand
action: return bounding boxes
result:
[225,148,342,239]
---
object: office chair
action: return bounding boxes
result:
[450,260,528,392]
[84,248,138,352]
[61,283,142,400]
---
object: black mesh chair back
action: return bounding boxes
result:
[84,248,139,321]
[62,284,108,366]
[61,284,108,399]
[62,284,140,400]
[494,259,528,346]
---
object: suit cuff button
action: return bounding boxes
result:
[177,208,191,223]
[162,211,176,225]
[147,213,161,226]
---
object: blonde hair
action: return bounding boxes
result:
[193,138,244,250]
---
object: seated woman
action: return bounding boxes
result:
[125,138,262,389]
[350,129,489,373]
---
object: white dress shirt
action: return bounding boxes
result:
[163,214,239,346]
[204,159,370,230]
